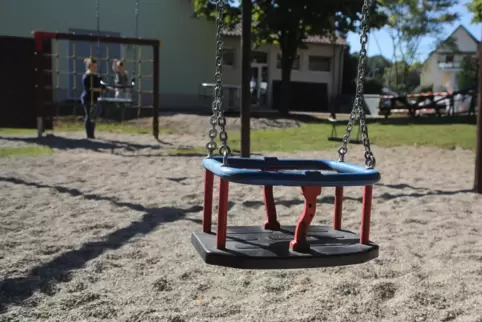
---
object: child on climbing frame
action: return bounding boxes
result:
[81,57,106,139]
[112,59,132,99]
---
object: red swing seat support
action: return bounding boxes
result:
[191,0,379,270]
[191,169,378,270]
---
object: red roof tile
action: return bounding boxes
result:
[221,25,346,45]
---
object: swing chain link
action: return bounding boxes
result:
[135,0,139,39]
[96,0,101,59]
[338,0,376,169]
[206,0,232,162]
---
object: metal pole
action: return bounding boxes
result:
[474,41,482,193]
[240,0,252,158]
[153,44,160,140]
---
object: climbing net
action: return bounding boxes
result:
[33,31,161,137]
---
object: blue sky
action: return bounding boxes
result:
[231,0,480,62]
[347,0,481,62]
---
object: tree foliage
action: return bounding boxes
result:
[458,56,479,90]
[382,60,420,93]
[467,0,482,23]
[379,0,459,40]
[343,53,391,94]
[464,0,480,90]
[342,46,358,94]
[192,0,387,113]
[366,54,392,79]
[343,52,422,94]
[378,0,459,92]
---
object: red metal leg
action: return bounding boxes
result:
[290,186,322,253]
[216,178,229,249]
[360,185,373,244]
[203,170,214,233]
[334,186,344,230]
[263,185,281,230]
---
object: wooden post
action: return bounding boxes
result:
[240,0,252,158]
[152,44,160,140]
[475,41,482,193]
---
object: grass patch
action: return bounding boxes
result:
[0,119,170,136]
[200,122,476,153]
[2,116,477,154]
[55,121,155,135]
[165,147,206,156]
[53,118,166,135]
[0,128,37,135]
[167,122,476,155]
[0,146,53,157]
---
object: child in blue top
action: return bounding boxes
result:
[81,57,105,139]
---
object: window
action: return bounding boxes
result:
[445,55,454,63]
[223,48,236,67]
[308,56,331,72]
[276,54,300,70]
[251,51,268,64]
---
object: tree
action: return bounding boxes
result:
[342,47,358,94]
[458,56,479,90]
[342,54,391,94]
[192,0,387,114]
[364,78,384,94]
[468,0,482,23]
[366,55,392,79]
[365,55,392,91]
[383,61,420,93]
[379,0,459,92]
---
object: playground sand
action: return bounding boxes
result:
[1,127,482,321]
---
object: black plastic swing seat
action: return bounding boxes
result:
[98,97,134,103]
[203,157,380,187]
[100,80,135,89]
[328,117,351,125]
[110,84,135,89]
[191,225,379,269]
[327,137,364,144]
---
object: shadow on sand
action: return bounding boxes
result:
[2,134,171,153]
[0,176,474,310]
[0,176,202,311]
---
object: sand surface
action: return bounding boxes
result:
[1,115,482,322]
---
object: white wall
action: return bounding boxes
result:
[438,26,478,53]
[421,54,440,90]
[222,36,344,109]
[0,0,216,109]
[421,26,478,92]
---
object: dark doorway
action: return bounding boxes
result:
[271,80,328,112]
[0,36,37,129]
[0,35,53,130]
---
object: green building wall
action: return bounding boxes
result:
[0,0,216,109]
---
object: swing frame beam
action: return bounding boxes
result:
[32,31,161,139]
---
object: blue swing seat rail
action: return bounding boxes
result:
[203,156,381,187]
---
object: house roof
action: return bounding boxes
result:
[221,24,347,46]
[423,24,479,64]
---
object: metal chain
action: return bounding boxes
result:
[133,0,139,77]
[96,0,101,61]
[206,0,232,163]
[135,0,139,39]
[338,0,376,169]
[134,0,140,116]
